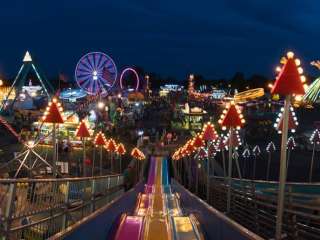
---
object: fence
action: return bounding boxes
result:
[0,174,124,240]
[176,172,320,239]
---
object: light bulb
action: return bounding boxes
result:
[287,51,294,58]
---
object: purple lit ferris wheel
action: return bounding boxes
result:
[75,52,118,95]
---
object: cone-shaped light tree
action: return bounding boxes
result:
[42,97,65,176]
[131,147,145,181]
[309,129,320,182]
[106,138,117,173]
[75,120,91,176]
[94,131,107,176]
[116,143,126,173]
[274,107,298,134]
[286,136,296,170]
[270,51,306,239]
[266,141,276,180]
[218,101,245,213]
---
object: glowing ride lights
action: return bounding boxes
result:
[120,68,140,91]
[218,100,244,213]
[75,120,91,176]
[42,97,65,176]
[274,107,298,134]
[270,51,306,239]
[97,101,105,109]
[94,131,107,176]
[234,88,265,103]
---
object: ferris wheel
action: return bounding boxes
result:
[75,52,118,95]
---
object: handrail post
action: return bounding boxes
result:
[62,181,70,230]
[4,183,16,239]
[90,179,96,212]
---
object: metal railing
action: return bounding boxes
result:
[0,174,124,240]
[178,173,320,240]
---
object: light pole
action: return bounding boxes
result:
[218,101,245,214]
[270,51,306,240]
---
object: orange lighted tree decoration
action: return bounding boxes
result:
[116,143,126,173]
[270,51,306,239]
[42,97,64,176]
[106,138,117,173]
[75,119,91,176]
[218,100,245,213]
[94,131,107,176]
[131,147,145,180]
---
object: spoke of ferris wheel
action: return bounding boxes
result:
[14,150,31,178]
[31,149,54,169]
[0,149,29,169]
[95,54,103,69]
[85,56,94,70]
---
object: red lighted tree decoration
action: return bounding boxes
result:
[116,143,126,173]
[75,120,91,176]
[116,143,126,155]
[202,122,218,142]
[271,51,306,239]
[42,98,64,124]
[94,131,107,146]
[106,138,117,152]
[193,133,204,149]
[271,52,306,96]
[75,120,90,138]
[218,101,245,130]
[42,98,65,176]
[218,101,245,213]
[94,131,107,176]
[106,138,117,172]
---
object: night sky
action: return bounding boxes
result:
[0,0,320,81]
